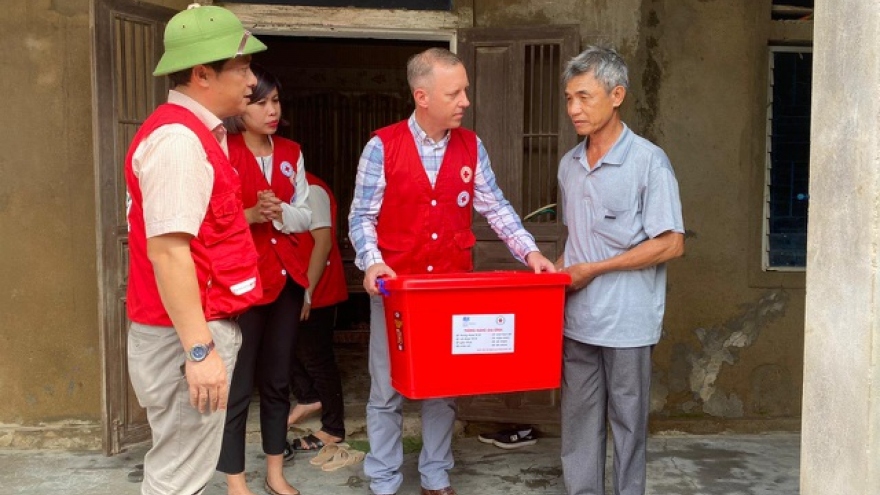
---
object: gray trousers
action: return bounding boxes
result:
[128,319,241,495]
[364,296,456,495]
[561,338,652,495]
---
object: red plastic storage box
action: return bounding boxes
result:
[378,271,571,399]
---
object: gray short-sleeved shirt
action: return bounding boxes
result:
[558,124,684,347]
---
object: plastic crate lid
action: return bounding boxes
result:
[378,271,571,293]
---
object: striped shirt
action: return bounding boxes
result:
[348,114,538,271]
[130,90,225,238]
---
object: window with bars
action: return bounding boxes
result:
[522,43,561,223]
[286,91,413,238]
[763,47,812,270]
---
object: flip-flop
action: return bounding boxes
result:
[309,442,350,466]
[290,433,325,453]
[320,447,365,472]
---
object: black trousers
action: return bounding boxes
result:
[289,304,346,439]
[217,279,304,474]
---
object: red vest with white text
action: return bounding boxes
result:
[298,172,348,308]
[125,103,262,326]
[229,134,310,305]
[374,120,478,275]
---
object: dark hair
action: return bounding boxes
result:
[166,59,227,88]
[223,63,284,134]
[248,63,282,103]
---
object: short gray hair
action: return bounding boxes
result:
[562,45,629,93]
[406,47,462,92]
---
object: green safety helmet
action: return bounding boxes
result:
[153,3,267,76]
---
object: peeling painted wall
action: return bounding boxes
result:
[642,0,806,424]
[0,0,190,442]
[0,0,100,430]
[0,0,807,442]
[474,0,806,425]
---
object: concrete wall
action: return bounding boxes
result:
[474,0,806,428]
[801,0,880,491]
[0,0,189,447]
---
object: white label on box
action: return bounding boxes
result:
[452,314,515,355]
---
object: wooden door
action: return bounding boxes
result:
[457,25,579,425]
[92,0,174,454]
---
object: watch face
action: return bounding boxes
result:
[190,344,208,361]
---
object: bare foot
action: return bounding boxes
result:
[287,401,321,427]
[312,430,343,445]
[226,473,258,495]
[266,455,299,495]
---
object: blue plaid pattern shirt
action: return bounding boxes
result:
[348,114,539,271]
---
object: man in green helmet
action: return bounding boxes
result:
[123,4,268,494]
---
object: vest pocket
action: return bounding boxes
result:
[453,229,476,271]
[453,229,476,249]
[206,253,261,318]
[202,192,247,246]
[377,231,417,252]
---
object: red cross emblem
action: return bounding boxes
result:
[460,166,473,183]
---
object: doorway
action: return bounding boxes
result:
[94,4,577,451]
[253,36,446,342]
[250,36,447,408]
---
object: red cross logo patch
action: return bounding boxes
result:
[460,165,473,184]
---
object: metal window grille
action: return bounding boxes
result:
[522,43,561,223]
[763,47,812,270]
[285,91,413,241]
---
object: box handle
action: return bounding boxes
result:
[377,277,390,297]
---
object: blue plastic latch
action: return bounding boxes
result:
[377,277,390,297]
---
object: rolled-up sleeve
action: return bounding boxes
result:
[273,153,312,233]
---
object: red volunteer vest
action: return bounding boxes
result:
[297,172,348,308]
[125,103,262,326]
[374,121,478,275]
[229,134,310,305]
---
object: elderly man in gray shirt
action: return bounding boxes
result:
[556,46,685,495]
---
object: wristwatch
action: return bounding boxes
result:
[185,341,215,362]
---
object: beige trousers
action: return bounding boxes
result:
[128,319,241,495]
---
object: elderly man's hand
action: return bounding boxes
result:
[563,262,599,291]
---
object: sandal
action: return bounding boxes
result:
[289,433,325,453]
[309,442,350,466]
[320,447,365,472]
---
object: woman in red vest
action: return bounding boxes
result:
[218,65,310,495]
[285,171,349,452]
